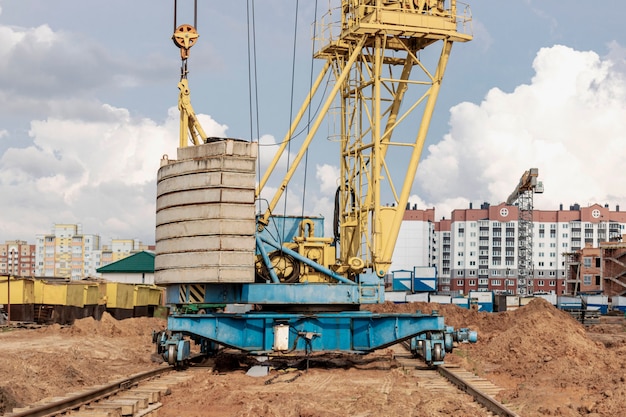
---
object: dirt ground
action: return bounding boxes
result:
[1,299,625,416]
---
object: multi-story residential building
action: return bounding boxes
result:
[101,239,153,266]
[564,246,602,295]
[35,224,102,280]
[392,206,436,271]
[0,240,36,276]
[391,202,626,296]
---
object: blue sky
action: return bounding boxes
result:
[1,1,626,245]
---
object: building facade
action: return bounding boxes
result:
[391,206,436,272]
[35,224,102,280]
[391,202,626,296]
[0,240,36,276]
[101,239,153,266]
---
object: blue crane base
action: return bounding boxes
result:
[154,310,476,366]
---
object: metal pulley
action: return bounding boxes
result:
[172,24,198,59]
[172,0,199,59]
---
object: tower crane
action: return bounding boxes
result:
[506,168,544,295]
[154,1,477,366]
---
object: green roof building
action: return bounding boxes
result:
[96,251,155,284]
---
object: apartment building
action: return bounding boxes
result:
[392,206,437,272]
[35,224,102,280]
[0,240,36,276]
[391,202,626,296]
[101,239,153,266]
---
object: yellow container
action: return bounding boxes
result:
[105,282,135,309]
[133,285,151,307]
[66,283,85,307]
[33,280,44,304]
[0,277,35,304]
[39,282,84,307]
[82,283,101,306]
[148,286,164,306]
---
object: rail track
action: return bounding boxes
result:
[394,343,520,417]
[4,346,519,417]
[3,366,189,417]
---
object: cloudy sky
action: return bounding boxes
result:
[1,1,626,245]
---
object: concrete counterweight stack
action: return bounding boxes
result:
[155,139,258,284]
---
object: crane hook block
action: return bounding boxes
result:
[172,24,199,59]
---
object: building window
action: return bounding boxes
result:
[469,280,476,285]
[457,280,463,286]
[583,257,592,267]
[457,270,463,276]
[478,278,488,285]
[538,280,544,286]
[549,280,556,286]
[583,275,592,285]
[491,279,501,286]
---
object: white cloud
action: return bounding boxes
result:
[416,44,626,212]
[0,105,232,244]
[316,164,339,194]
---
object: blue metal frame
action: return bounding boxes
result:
[166,278,384,305]
[167,310,445,354]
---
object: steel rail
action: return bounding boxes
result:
[7,366,173,417]
[400,340,518,417]
[437,366,520,417]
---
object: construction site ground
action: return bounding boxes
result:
[1,298,625,417]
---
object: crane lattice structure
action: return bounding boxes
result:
[506,168,543,295]
[258,0,472,277]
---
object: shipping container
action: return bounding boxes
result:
[406,292,429,303]
[611,295,626,312]
[428,294,452,304]
[468,291,494,312]
[557,295,583,311]
[384,291,407,303]
[391,270,413,292]
[494,295,520,312]
[413,266,437,292]
[452,297,470,309]
[582,295,608,315]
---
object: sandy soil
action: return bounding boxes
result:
[1,299,625,416]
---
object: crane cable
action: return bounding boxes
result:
[247,1,322,242]
[247,1,261,189]
[281,0,301,237]
[301,0,319,222]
